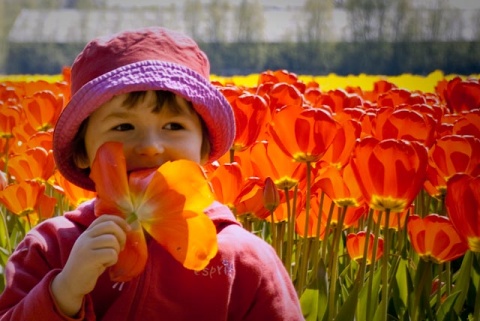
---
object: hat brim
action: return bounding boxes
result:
[53,60,234,191]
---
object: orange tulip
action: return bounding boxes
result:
[350,137,428,213]
[7,147,55,183]
[266,82,304,112]
[263,177,280,212]
[424,135,480,198]
[268,104,339,163]
[319,119,361,169]
[446,173,480,252]
[0,180,56,225]
[208,162,244,210]
[249,140,307,191]
[407,214,468,263]
[313,89,364,113]
[442,77,480,114]
[373,107,437,147]
[234,177,270,219]
[258,69,306,94]
[21,91,63,134]
[90,142,217,282]
[346,231,383,264]
[228,91,269,152]
[377,88,426,108]
[0,106,22,139]
[53,171,96,208]
[452,109,480,137]
[313,164,364,208]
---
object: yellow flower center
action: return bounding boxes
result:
[293,152,320,163]
[274,177,298,190]
[370,195,407,213]
[468,237,480,253]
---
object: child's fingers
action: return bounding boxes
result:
[87,215,130,250]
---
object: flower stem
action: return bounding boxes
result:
[379,209,391,321]
[327,205,347,321]
[296,161,312,295]
[366,210,382,320]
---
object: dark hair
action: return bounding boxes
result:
[71,90,211,171]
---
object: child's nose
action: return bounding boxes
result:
[134,131,165,156]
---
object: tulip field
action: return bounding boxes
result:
[1,68,480,320]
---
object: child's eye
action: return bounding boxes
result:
[112,123,134,131]
[164,123,184,130]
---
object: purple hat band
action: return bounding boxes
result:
[53,59,235,191]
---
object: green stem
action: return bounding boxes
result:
[284,187,293,275]
[379,209,391,321]
[311,191,325,284]
[321,201,335,261]
[296,161,312,295]
[366,210,382,321]
[270,210,276,252]
[356,208,375,286]
[327,206,347,321]
[413,259,432,321]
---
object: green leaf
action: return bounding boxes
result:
[453,251,473,314]
[392,258,410,319]
[335,281,360,321]
[300,288,319,321]
[436,290,461,321]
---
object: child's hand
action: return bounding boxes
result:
[51,215,130,317]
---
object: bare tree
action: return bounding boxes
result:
[233,0,264,42]
[183,0,203,41]
[297,0,334,43]
[344,0,395,41]
[204,0,230,43]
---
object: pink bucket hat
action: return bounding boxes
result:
[53,26,235,191]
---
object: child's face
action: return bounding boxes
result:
[78,91,205,173]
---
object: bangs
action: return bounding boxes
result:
[122,90,194,114]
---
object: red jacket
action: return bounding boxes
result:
[0,200,304,321]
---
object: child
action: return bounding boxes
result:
[0,27,304,320]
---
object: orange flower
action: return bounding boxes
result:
[90,142,217,282]
[21,91,63,134]
[53,171,96,208]
[346,231,383,264]
[407,214,468,263]
[249,140,307,191]
[263,177,280,212]
[227,90,269,152]
[350,137,428,213]
[319,119,361,169]
[266,82,304,112]
[377,88,426,108]
[373,107,437,147]
[424,135,480,198]
[446,173,480,252]
[442,77,480,114]
[452,109,480,137]
[7,147,55,183]
[313,164,364,208]
[208,162,245,210]
[268,104,338,163]
[0,106,22,139]
[0,180,56,225]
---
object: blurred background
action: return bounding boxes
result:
[1,0,480,76]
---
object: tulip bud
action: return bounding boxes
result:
[263,177,280,212]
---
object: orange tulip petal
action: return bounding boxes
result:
[109,223,148,282]
[90,142,132,217]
